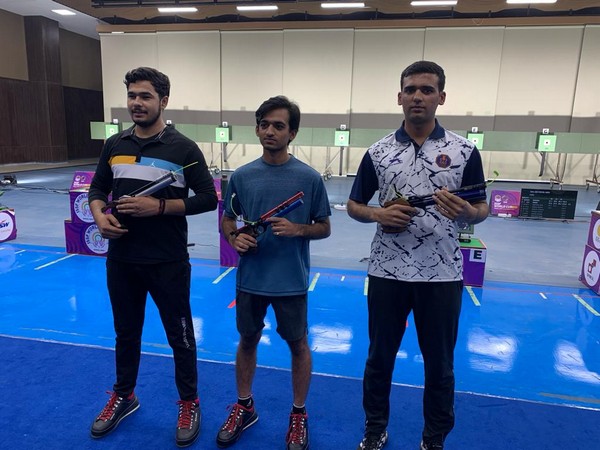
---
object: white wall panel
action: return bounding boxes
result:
[221,31,284,112]
[100,33,158,120]
[424,27,504,117]
[495,26,584,116]
[572,25,600,118]
[351,29,425,114]
[282,29,354,114]
[157,31,221,111]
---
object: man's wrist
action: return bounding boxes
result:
[227,232,237,247]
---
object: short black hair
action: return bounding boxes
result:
[401,61,446,92]
[255,96,301,133]
[124,67,170,98]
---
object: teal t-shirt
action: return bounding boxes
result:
[223,155,331,295]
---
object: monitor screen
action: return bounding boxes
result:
[518,188,577,220]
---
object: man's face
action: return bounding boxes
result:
[255,108,297,153]
[126,80,168,128]
[398,73,446,125]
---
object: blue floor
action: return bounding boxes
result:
[1,242,599,412]
[1,164,600,449]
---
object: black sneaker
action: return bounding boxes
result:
[420,440,443,450]
[175,398,201,447]
[286,412,309,450]
[357,430,388,450]
[216,403,259,448]
[90,391,140,438]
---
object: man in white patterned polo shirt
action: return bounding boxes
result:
[348,60,489,450]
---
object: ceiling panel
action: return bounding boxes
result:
[60,1,600,26]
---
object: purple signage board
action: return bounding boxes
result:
[0,209,17,242]
[581,244,600,295]
[218,200,239,267]
[214,178,222,201]
[489,189,521,217]
[70,191,94,224]
[70,171,95,191]
[460,238,486,287]
[64,220,108,256]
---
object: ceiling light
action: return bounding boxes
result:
[411,1,458,6]
[52,9,76,16]
[236,5,279,12]
[321,2,366,8]
[506,0,557,4]
[157,7,198,13]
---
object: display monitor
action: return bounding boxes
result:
[518,188,577,220]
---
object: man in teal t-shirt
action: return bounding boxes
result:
[218,96,331,450]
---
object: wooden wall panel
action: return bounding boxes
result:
[63,86,104,160]
[24,16,61,84]
[0,78,101,164]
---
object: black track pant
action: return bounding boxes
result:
[106,259,198,401]
[362,275,462,443]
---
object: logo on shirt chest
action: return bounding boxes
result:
[435,154,452,168]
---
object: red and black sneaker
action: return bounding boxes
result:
[357,430,388,450]
[175,398,201,448]
[90,391,140,438]
[216,402,259,448]
[420,439,444,450]
[286,412,309,450]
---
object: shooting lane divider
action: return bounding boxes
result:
[465,286,480,307]
[573,294,600,316]
[34,254,76,271]
[308,273,320,292]
[212,266,235,285]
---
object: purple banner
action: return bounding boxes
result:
[489,189,521,217]
[0,209,17,242]
[70,171,95,191]
[64,220,108,256]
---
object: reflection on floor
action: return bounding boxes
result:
[1,243,599,412]
[1,164,600,423]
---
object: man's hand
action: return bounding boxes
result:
[433,188,487,225]
[95,213,128,240]
[229,231,258,255]
[115,196,162,217]
[266,217,299,237]
[378,199,418,233]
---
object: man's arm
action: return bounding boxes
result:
[267,216,331,240]
[181,144,218,216]
[433,190,489,225]
[468,201,490,225]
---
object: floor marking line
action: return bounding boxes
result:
[539,292,547,300]
[363,277,368,296]
[213,267,235,284]
[227,299,236,309]
[573,294,600,316]
[466,286,480,306]
[34,254,76,270]
[539,392,600,404]
[341,275,345,282]
[308,272,320,291]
